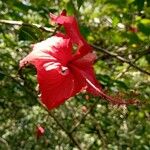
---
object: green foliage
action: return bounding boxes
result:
[0,0,150,149]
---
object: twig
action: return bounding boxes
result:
[92,45,150,76]
[115,51,149,79]
[1,19,150,76]
[70,99,98,133]
[90,115,108,150]
[48,112,82,150]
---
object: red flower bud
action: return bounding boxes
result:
[85,95,90,100]
[82,106,88,113]
[129,26,138,33]
[36,125,45,139]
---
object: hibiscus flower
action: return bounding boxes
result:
[20,11,136,110]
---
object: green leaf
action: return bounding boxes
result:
[80,25,90,38]
[106,0,128,8]
[66,1,75,15]
[0,71,5,80]
[145,54,150,64]
[123,32,140,44]
[113,80,129,90]
[98,74,113,86]
[134,0,145,11]
[146,0,150,7]
[77,0,84,9]
[138,19,150,36]
[112,16,120,27]
[18,25,42,42]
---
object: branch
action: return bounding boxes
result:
[48,112,82,150]
[0,137,10,150]
[115,51,149,79]
[92,45,150,76]
[0,70,37,99]
[0,19,53,32]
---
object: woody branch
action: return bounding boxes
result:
[1,19,149,76]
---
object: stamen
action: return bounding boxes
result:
[72,44,78,54]
[60,66,69,75]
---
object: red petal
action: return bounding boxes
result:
[48,33,73,65]
[38,62,87,109]
[37,66,74,109]
[71,52,102,95]
[69,65,87,96]
[50,12,92,58]
[50,15,81,44]
[20,34,72,69]
[72,53,137,105]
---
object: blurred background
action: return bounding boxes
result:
[0,0,150,149]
